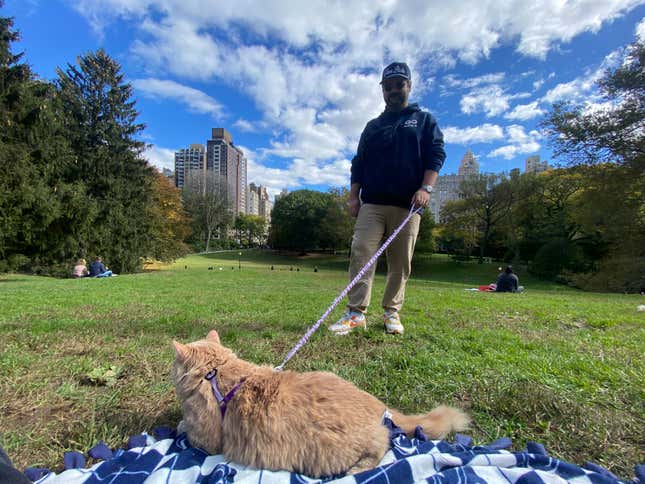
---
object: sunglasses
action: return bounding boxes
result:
[382,80,407,92]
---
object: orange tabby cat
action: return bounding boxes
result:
[172,330,469,478]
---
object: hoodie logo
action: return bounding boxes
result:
[403,119,418,128]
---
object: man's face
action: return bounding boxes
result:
[382,77,410,110]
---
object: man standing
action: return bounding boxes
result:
[329,62,445,335]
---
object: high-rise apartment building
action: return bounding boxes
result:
[275,189,289,202]
[429,150,480,223]
[525,155,549,173]
[458,149,479,176]
[174,144,206,188]
[247,186,260,216]
[207,128,248,214]
[248,183,273,223]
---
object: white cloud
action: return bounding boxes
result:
[143,145,175,171]
[443,124,504,144]
[69,0,643,186]
[460,85,531,117]
[73,0,643,64]
[244,146,350,196]
[504,101,545,121]
[234,119,256,132]
[132,78,224,118]
[443,72,506,89]
[511,0,643,58]
[543,77,594,104]
[460,85,509,117]
[637,17,645,40]
[488,125,542,159]
[542,46,627,105]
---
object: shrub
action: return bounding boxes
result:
[567,255,645,293]
[529,238,586,279]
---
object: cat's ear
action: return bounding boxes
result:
[206,330,220,343]
[173,340,190,360]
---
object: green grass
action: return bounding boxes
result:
[1,251,643,477]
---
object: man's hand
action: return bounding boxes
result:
[349,197,361,217]
[412,189,430,209]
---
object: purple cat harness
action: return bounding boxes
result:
[205,368,246,418]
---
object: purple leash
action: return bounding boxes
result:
[275,205,423,371]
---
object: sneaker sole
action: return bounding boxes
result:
[385,326,404,335]
[329,324,366,335]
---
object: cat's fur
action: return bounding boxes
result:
[172,330,470,478]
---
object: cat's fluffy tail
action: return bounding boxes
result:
[390,405,470,438]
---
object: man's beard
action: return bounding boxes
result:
[386,94,405,109]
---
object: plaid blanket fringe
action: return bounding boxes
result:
[29,419,642,484]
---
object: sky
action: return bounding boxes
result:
[4,0,645,199]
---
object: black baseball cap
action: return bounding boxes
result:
[380,62,411,83]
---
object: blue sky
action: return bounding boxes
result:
[5,0,645,198]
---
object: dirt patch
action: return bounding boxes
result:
[1,399,79,434]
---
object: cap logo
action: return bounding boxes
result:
[381,62,411,83]
[384,65,407,76]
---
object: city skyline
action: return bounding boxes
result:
[5,1,644,199]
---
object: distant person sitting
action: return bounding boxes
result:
[496,265,523,293]
[89,256,114,277]
[72,258,89,278]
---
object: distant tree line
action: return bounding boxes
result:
[267,187,435,254]
[266,38,643,293]
[0,6,190,274]
[438,38,644,292]
[2,1,641,292]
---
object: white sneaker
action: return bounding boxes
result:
[384,310,404,335]
[328,310,366,335]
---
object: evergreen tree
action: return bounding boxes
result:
[56,49,154,272]
[0,6,82,270]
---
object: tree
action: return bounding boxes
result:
[543,37,645,291]
[544,39,644,170]
[438,199,479,257]
[147,171,191,261]
[182,171,231,252]
[0,7,85,270]
[414,209,436,254]
[234,214,267,247]
[454,174,514,262]
[56,49,155,272]
[269,190,332,251]
[318,188,354,252]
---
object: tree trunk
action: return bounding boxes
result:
[205,229,212,253]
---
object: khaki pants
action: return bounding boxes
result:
[347,204,420,313]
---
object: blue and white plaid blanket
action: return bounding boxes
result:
[29,420,641,484]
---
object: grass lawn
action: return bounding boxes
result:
[0,251,643,477]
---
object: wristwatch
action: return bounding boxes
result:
[421,184,434,193]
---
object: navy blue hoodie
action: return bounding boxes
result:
[350,103,445,209]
